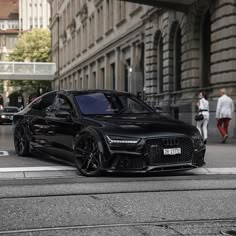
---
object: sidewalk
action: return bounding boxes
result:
[207,135,236,145]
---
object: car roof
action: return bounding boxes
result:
[60,89,131,96]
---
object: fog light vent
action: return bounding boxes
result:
[221,230,236,235]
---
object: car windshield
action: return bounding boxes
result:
[75,92,152,115]
[2,107,19,113]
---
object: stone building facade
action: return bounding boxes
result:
[0,0,19,61]
[0,0,19,107]
[19,0,50,31]
[49,0,236,137]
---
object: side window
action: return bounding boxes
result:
[53,95,75,115]
[31,93,56,112]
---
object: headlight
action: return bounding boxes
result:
[1,115,6,118]
[106,135,140,144]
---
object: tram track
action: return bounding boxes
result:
[0,218,235,235]
[0,186,235,200]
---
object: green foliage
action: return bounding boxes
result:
[8,28,52,94]
[9,28,52,62]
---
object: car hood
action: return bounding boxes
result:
[84,113,197,138]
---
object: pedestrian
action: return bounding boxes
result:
[216,88,235,143]
[196,91,209,144]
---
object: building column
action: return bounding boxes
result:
[211,0,236,87]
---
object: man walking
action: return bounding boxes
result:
[216,88,235,143]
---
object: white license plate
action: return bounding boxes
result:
[163,148,181,155]
[9,116,13,120]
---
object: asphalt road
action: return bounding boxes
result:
[0,176,235,235]
[0,125,236,235]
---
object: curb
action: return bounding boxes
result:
[0,166,79,179]
[0,167,236,179]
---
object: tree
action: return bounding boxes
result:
[9,28,51,62]
[9,28,52,96]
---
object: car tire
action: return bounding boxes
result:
[14,124,30,156]
[74,129,103,177]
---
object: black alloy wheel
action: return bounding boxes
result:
[74,132,102,177]
[14,124,30,156]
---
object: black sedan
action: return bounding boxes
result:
[0,106,20,124]
[13,90,205,176]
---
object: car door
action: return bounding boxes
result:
[45,94,82,163]
[28,92,57,154]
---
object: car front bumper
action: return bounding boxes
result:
[103,136,206,173]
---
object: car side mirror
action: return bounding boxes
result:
[55,110,72,121]
[155,106,163,112]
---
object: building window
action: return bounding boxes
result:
[154,32,164,94]
[117,1,126,25]
[82,22,87,52]
[96,5,104,40]
[89,14,95,46]
[124,59,130,92]
[201,11,211,87]
[40,17,43,28]
[157,37,163,93]
[106,0,113,32]
[77,28,81,56]
[111,63,116,90]
[174,26,181,91]
[35,17,38,28]
[101,68,105,89]
[92,71,96,89]
[29,17,33,29]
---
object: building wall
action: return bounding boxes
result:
[19,0,50,31]
[0,19,19,30]
[49,0,236,137]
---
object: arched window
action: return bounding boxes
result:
[154,31,163,94]
[157,36,163,93]
[174,25,181,91]
[201,11,211,87]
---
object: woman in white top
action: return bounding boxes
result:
[196,91,209,144]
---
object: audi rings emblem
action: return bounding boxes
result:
[162,138,180,147]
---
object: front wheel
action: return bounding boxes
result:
[74,132,103,177]
[14,124,30,156]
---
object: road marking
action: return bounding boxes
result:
[0,151,9,156]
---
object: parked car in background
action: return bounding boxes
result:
[13,90,206,177]
[0,106,20,124]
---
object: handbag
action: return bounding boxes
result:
[195,113,204,121]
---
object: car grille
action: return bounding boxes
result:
[116,157,146,170]
[144,137,193,165]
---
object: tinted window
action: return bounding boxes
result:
[75,93,151,115]
[31,93,56,111]
[54,96,73,111]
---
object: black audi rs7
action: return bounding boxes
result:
[13,90,205,176]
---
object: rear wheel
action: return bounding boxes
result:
[74,132,103,177]
[14,124,30,156]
